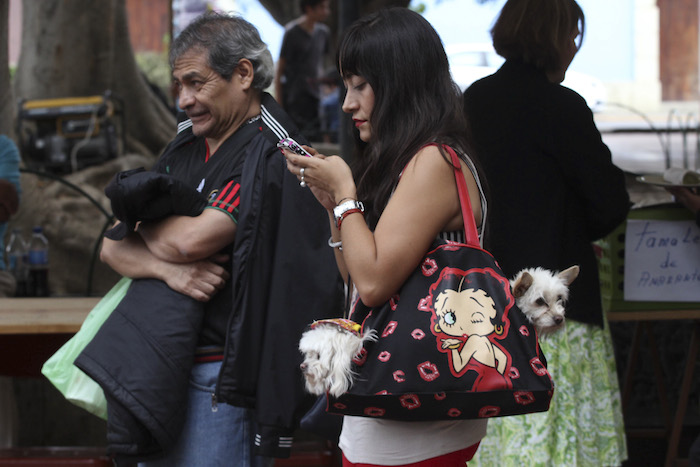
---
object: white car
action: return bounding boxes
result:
[446,43,607,112]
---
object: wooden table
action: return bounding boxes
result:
[0,298,99,334]
[608,309,700,467]
[0,297,99,377]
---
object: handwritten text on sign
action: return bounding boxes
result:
[624,219,700,301]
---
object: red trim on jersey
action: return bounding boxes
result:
[220,182,240,208]
[211,180,241,214]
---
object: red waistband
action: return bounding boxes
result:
[193,349,224,363]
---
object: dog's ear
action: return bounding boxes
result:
[327,331,363,397]
[559,265,580,286]
[512,271,533,298]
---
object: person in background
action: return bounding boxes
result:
[464,0,630,466]
[666,186,700,227]
[274,0,330,142]
[319,68,341,143]
[463,0,630,465]
[99,12,339,466]
[282,8,488,466]
[0,135,20,298]
[0,135,21,449]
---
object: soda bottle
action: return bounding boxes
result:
[27,226,50,297]
[5,228,28,297]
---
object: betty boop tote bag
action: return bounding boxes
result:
[326,145,554,421]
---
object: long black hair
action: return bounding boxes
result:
[337,8,475,228]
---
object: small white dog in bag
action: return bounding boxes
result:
[510,265,580,336]
[298,266,579,396]
[298,318,377,397]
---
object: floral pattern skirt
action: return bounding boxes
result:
[470,317,628,467]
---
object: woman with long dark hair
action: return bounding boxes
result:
[281,7,488,466]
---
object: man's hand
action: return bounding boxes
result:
[101,224,233,303]
[164,253,230,302]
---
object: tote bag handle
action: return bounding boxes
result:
[441,144,480,248]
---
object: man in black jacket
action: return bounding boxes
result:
[94,12,340,466]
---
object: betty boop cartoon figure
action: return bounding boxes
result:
[429,267,514,390]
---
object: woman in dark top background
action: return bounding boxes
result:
[463,0,630,465]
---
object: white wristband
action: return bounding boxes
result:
[328,237,343,250]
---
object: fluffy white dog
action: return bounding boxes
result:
[511,265,580,335]
[298,318,377,397]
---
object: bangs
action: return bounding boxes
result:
[337,28,366,80]
[337,14,385,81]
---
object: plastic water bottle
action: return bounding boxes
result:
[5,228,29,297]
[27,226,50,297]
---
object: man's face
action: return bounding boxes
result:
[308,1,330,22]
[172,49,245,140]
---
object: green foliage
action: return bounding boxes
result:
[411,2,427,14]
[135,50,173,106]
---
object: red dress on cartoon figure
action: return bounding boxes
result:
[432,274,513,388]
[466,359,512,391]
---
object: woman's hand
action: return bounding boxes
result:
[283,145,357,211]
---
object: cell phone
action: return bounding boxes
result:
[277,137,312,157]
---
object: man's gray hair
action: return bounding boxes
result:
[169,11,274,90]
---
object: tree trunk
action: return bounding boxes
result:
[258,0,299,25]
[14,0,174,157]
[260,0,411,27]
[8,0,176,297]
[260,0,411,64]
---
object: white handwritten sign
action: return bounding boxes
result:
[624,219,700,301]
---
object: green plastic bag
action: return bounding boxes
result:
[41,277,131,420]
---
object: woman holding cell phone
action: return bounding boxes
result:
[280,7,489,467]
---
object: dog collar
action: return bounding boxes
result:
[310,318,361,336]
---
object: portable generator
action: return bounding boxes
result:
[16,92,125,174]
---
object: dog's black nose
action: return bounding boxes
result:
[553,316,563,325]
